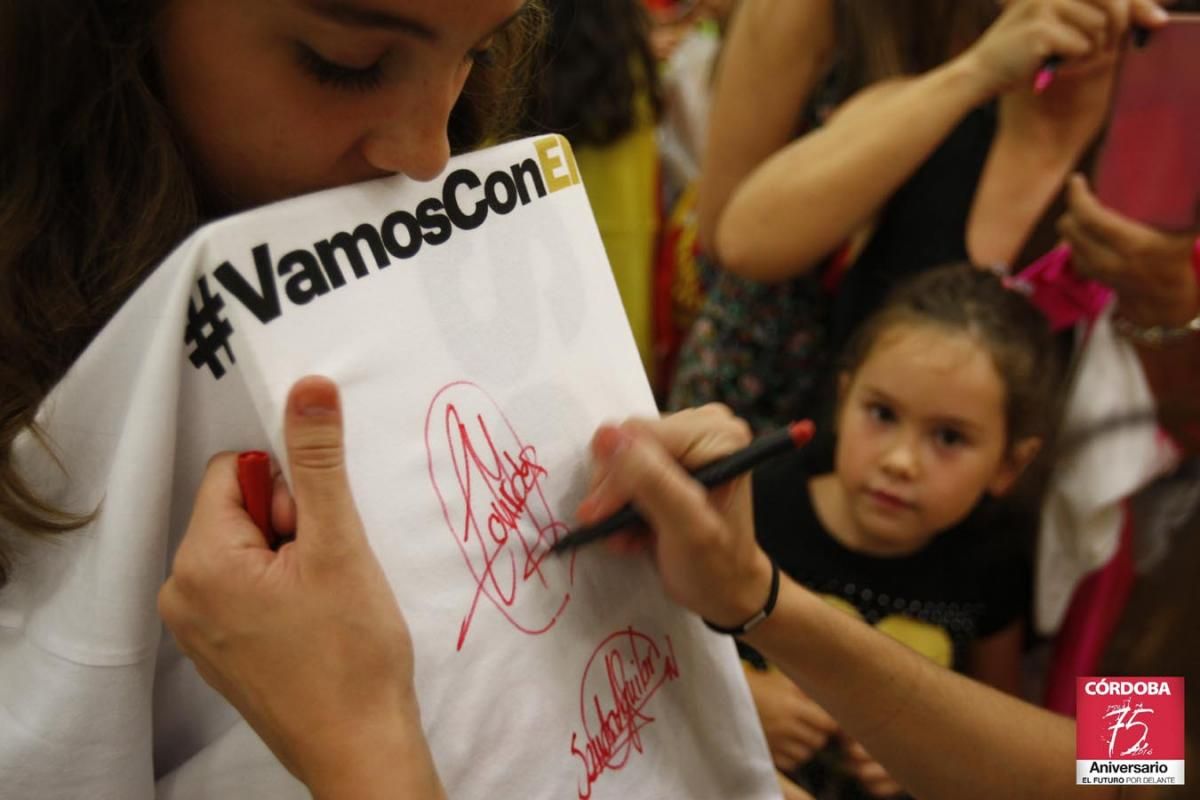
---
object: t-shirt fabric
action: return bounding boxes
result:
[751,448,1030,671]
[747,448,1031,799]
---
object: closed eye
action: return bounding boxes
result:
[296,43,384,91]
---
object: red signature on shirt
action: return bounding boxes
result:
[570,627,682,799]
[425,381,573,651]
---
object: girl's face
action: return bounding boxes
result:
[830,323,1028,555]
[155,0,525,211]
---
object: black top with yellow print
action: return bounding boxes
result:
[748,448,1031,672]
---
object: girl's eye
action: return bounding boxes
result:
[933,427,967,448]
[297,45,384,92]
[865,402,895,424]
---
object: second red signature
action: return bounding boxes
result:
[570,627,682,799]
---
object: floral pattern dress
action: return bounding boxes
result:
[666,263,832,433]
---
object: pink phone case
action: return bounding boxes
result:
[1093,15,1200,232]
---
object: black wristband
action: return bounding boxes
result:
[703,559,781,636]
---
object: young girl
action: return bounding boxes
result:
[745,264,1062,799]
[0,0,543,795]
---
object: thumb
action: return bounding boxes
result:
[283,375,366,555]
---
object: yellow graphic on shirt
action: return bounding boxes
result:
[821,595,953,668]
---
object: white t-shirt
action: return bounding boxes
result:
[0,138,779,799]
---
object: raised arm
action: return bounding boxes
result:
[714,0,1163,282]
[695,0,836,254]
[583,407,1123,800]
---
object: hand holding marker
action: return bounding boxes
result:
[1034,25,1150,94]
[232,420,815,555]
[552,420,816,554]
[1033,55,1064,94]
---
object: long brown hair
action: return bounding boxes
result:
[834,0,999,98]
[0,0,545,589]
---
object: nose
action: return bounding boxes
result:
[360,80,456,182]
[879,430,919,480]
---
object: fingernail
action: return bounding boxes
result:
[593,425,631,462]
[298,402,336,417]
[289,376,340,417]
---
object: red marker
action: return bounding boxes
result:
[551,420,817,554]
[236,450,276,546]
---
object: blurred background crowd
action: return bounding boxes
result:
[518,2,1200,798]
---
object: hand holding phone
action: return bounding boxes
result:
[1093,14,1200,232]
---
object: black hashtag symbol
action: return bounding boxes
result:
[184,275,237,379]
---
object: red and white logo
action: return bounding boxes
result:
[1077,677,1185,786]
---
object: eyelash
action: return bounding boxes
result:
[297,43,497,93]
[865,403,968,448]
[933,428,967,448]
[298,45,384,91]
[468,45,496,68]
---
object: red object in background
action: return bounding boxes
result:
[1043,509,1136,717]
[1093,15,1200,232]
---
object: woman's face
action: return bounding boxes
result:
[155,0,526,211]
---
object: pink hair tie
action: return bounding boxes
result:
[1001,275,1032,296]
[1011,244,1113,331]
